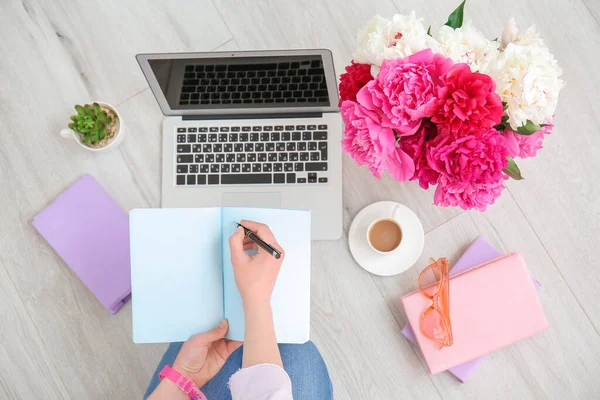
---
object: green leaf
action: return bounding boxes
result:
[68,122,76,130]
[444,0,466,29]
[502,101,508,111]
[427,25,432,36]
[98,111,109,123]
[494,114,510,131]
[90,126,99,143]
[516,120,542,135]
[93,104,102,116]
[98,122,106,140]
[75,105,85,116]
[503,156,524,180]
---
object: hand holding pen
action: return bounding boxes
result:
[237,222,282,259]
[228,220,285,304]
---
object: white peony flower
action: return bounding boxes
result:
[490,19,564,129]
[500,17,546,50]
[489,43,564,129]
[353,12,439,71]
[500,18,518,50]
[436,20,499,73]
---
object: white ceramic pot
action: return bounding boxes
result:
[60,101,124,152]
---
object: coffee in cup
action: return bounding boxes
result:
[367,218,402,253]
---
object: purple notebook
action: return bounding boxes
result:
[401,236,541,382]
[33,175,131,313]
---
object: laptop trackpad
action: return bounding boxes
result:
[221,192,281,208]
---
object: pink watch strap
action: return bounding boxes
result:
[159,365,207,400]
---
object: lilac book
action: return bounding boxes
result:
[401,236,541,382]
[32,175,131,313]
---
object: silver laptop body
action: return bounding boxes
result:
[137,50,342,240]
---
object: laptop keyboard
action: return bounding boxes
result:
[180,59,329,106]
[175,124,329,186]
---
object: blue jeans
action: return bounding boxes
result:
[144,341,333,399]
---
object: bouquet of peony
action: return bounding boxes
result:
[339,1,564,211]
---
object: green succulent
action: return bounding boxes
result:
[68,103,112,145]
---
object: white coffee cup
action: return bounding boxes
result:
[366,205,403,254]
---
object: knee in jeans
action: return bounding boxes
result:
[279,341,332,399]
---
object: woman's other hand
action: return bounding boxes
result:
[172,319,242,388]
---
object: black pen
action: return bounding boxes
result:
[236,223,282,259]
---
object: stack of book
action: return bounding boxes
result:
[401,237,546,382]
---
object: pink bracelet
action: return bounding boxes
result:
[158,365,207,400]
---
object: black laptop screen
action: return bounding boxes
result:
[149,55,330,110]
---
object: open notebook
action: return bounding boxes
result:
[130,207,311,344]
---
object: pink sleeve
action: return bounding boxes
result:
[228,364,293,400]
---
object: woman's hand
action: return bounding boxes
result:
[229,220,285,306]
[172,319,242,388]
[228,220,285,368]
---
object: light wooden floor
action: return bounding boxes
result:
[1,0,599,398]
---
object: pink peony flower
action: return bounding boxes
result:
[399,120,440,189]
[341,100,397,178]
[387,146,417,182]
[434,177,505,212]
[427,129,509,211]
[503,121,553,159]
[341,100,416,181]
[357,49,453,135]
[338,61,373,106]
[432,63,503,136]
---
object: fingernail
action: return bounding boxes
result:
[219,319,228,327]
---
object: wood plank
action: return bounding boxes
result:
[500,0,600,333]
[0,262,71,400]
[14,0,230,106]
[372,193,600,398]
[214,0,398,66]
[0,2,172,398]
[310,237,441,399]
[583,0,600,24]
[213,37,239,51]
[114,89,164,207]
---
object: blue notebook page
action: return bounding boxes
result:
[221,207,311,343]
[130,208,224,343]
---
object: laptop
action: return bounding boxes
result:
[136,50,342,240]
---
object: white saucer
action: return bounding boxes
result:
[349,201,424,276]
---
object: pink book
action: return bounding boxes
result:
[401,237,541,382]
[401,252,548,374]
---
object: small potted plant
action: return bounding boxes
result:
[60,102,124,151]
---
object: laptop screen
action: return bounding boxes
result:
[148,55,331,111]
